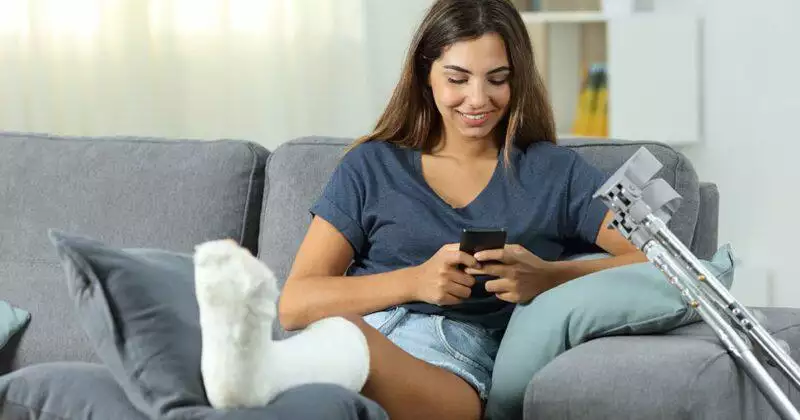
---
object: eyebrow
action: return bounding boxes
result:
[443,65,511,75]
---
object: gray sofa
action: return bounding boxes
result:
[1,131,800,419]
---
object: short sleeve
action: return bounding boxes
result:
[309,160,367,254]
[563,153,609,244]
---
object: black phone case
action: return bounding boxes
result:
[458,229,507,298]
[459,228,507,255]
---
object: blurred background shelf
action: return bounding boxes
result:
[521,11,607,23]
[512,0,702,146]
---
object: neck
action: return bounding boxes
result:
[431,130,499,160]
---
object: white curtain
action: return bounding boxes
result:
[0,0,429,149]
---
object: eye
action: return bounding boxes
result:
[489,78,508,86]
[448,78,468,85]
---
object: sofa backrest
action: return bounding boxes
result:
[258,136,708,302]
[0,132,269,370]
[557,137,702,250]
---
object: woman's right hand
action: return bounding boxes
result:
[408,244,481,306]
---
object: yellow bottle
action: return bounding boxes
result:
[572,67,594,136]
[587,66,608,137]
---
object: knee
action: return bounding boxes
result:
[338,314,369,331]
[336,314,381,350]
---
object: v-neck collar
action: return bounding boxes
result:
[411,147,503,215]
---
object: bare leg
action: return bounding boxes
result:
[194,239,481,419]
[340,314,483,420]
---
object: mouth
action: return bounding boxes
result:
[457,110,492,126]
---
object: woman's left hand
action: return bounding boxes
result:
[464,244,557,304]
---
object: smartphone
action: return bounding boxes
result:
[459,228,507,298]
[459,228,507,257]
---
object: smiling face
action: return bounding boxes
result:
[428,32,512,145]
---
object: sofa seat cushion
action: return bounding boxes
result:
[0,132,269,370]
[524,307,800,420]
[0,362,148,420]
[0,362,388,420]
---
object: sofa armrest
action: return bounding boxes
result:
[693,182,719,260]
[525,307,800,420]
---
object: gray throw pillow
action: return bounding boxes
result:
[48,230,388,420]
[0,362,148,420]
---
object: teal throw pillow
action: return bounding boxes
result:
[485,244,736,420]
[0,300,30,356]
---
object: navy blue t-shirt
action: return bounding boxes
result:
[309,140,609,329]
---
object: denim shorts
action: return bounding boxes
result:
[362,306,503,401]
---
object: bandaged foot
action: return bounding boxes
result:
[194,239,370,408]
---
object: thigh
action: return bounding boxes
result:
[345,312,483,420]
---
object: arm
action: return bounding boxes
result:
[278,216,416,331]
[279,216,479,330]
[466,210,647,303]
[546,209,648,286]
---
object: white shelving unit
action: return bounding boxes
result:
[521,11,703,146]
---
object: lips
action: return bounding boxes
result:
[458,110,491,127]
[461,112,486,120]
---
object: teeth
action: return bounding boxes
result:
[461,113,486,120]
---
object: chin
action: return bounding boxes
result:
[459,128,493,139]
[458,123,499,140]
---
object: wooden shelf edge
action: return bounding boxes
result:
[521,11,607,24]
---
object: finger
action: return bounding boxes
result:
[495,291,520,303]
[447,271,476,288]
[464,263,508,277]
[442,243,464,253]
[446,282,472,299]
[448,251,481,269]
[438,293,463,306]
[477,244,528,264]
[474,247,516,264]
[485,278,515,293]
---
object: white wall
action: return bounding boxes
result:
[655,0,800,307]
[5,0,798,306]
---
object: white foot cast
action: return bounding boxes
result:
[193,239,370,409]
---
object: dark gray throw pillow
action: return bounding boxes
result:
[49,229,206,418]
[47,230,387,420]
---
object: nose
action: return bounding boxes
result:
[465,80,489,109]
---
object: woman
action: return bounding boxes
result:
[278,0,646,419]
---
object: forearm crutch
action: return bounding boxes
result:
[593,146,800,420]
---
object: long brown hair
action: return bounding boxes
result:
[350,0,556,164]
